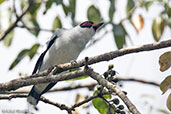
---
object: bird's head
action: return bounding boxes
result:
[72,21,104,39]
[69,21,104,45]
[80,21,104,32]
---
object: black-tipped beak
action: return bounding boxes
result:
[92,22,104,31]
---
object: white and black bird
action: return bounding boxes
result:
[27,21,104,106]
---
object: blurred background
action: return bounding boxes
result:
[0,0,171,114]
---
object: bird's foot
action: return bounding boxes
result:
[70,60,78,66]
[84,57,89,69]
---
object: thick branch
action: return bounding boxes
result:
[0,40,170,93]
[5,77,159,94]
[0,0,33,41]
[86,68,141,114]
[6,83,97,94]
[29,39,171,80]
[0,69,86,93]
[45,39,171,76]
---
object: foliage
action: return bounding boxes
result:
[159,51,171,111]
[0,0,171,113]
[0,0,170,70]
[9,44,40,70]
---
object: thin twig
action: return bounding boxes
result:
[118,77,160,86]
[120,0,144,23]
[13,0,19,18]
[0,0,33,41]
[0,91,110,114]
[69,92,110,111]
[86,68,141,114]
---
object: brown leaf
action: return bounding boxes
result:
[159,51,171,72]
[131,14,144,33]
[167,93,171,111]
[160,76,171,94]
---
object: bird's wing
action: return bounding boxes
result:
[32,29,66,74]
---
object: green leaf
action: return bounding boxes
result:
[52,16,62,31]
[92,97,109,114]
[9,49,29,70]
[30,18,40,36]
[3,8,13,47]
[94,89,112,99]
[143,1,153,11]
[20,0,26,10]
[43,0,53,14]
[67,68,89,80]
[23,13,40,36]
[164,3,171,17]
[0,0,5,4]
[152,16,165,41]
[28,3,40,15]
[166,18,171,28]
[69,75,89,81]
[126,0,135,16]
[3,30,14,47]
[9,44,40,70]
[55,0,62,5]
[112,24,126,49]
[22,1,40,36]
[87,5,101,23]
[92,90,113,114]
[62,3,69,16]
[28,44,40,59]
[69,0,76,21]
[107,107,115,114]
[109,0,115,21]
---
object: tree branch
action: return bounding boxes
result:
[0,91,110,114]
[86,68,141,114]
[0,0,33,41]
[49,39,171,77]
[120,0,144,22]
[6,83,97,94]
[118,77,160,86]
[0,69,86,93]
[4,77,159,94]
[0,40,170,93]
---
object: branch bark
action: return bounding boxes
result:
[4,77,159,94]
[0,69,86,93]
[0,40,170,93]
[0,91,110,114]
[44,39,171,77]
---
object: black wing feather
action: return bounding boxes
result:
[32,35,58,74]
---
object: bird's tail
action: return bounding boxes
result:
[27,86,41,106]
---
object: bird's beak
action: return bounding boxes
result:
[92,22,104,31]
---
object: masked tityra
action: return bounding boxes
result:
[27,21,104,106]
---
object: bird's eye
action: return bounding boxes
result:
[80,21,94,28]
